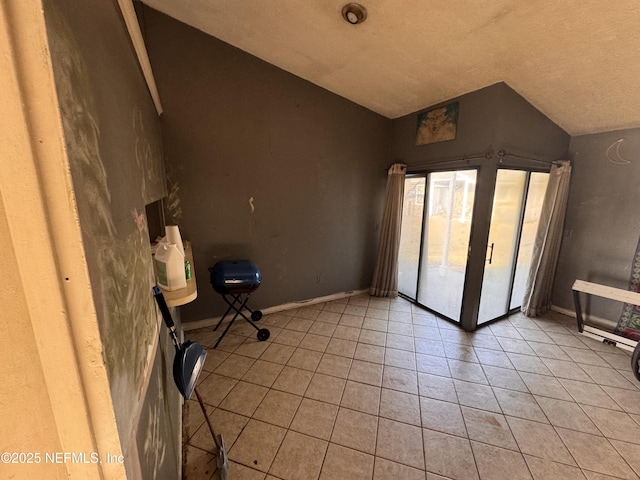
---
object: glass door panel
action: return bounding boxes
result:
[478,170,527,324]
[398,177,426,299]
[417,170,477,321]
[510,172,549,309]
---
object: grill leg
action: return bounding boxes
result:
[212,293,262,349]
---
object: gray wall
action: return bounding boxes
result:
[553,128,640,321]
[390,83,569,329]
[142,7,392,322]
[43,1,180,478]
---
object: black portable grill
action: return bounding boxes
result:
[208,260,270,349]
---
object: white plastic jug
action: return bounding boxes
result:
[155,243,186,291]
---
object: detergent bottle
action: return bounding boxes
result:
[155,242,186,291]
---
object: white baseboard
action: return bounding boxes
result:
[183,288,370,331]
[550,305,637,352]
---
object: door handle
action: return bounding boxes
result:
[486,242,494,264]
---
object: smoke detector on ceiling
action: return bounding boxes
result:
[342,3,367,25]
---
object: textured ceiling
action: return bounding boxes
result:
[141,0,640,135]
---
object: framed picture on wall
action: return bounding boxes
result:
[415,102,459,146]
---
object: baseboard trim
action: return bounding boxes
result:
[183,288,370,331]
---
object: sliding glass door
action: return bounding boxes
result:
[398,170,477,322]
[398,166,549,329]
[477,170,549,324]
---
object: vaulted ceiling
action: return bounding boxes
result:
[140,0,640,136]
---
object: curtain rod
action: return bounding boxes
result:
[398,149,558,173]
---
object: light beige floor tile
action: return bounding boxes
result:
[418,372,457,403]
[241,359,284,387]
[581,364,638,390]
[295,307,321,321]
[483,365,528,392]
[376,418,425,469]
[259,343,296,365]
[559,378,618,408]
[582,472,632,480]
[349,359,384,386]
[189,407,249,453]
[269,430,327,480]
[461,406,518,450]
[597,351,634,371]
[552,333,589,349]
[493,388,548,423]
[331,407,378,454]
[507,353,553,375]
[354,343,385,363]
[443,343,479,363]
[416,354,450,376]
[363,318,389,332]
[273,329,305,347]
[234,338,271,359]
[197,374,239,408]
[582,404,640,444]
[471,441,532,480]
[385,348,417,370]
[490,324,523,339]
[423,428,478,480]
[286,348,323,371]
[602,385,640,414]
[358,329,387,347]
[382,365,419,394]
[557,427,637,479]
[469,333,503,351]
[185,399,206,440]
[261,313,292,328]
[317,311,342,324]
[540,357,593,382]
[318,301,347,320]
[369,298,390,310]
[320,443,374,480]
[341,380,381,415]
[218,381,269,417]
[373,457,426,480]
[366,307,389,320]
[184,445,216,480]
[333,324,361,341]
[439,328,472,345]
[286,317,314,333]
[214,354,256,379]
[413,326,441,340]
[447,359,488,384]
[387,333,416,351]
[298,332,330,352]
[343,304,367,316]
[517,328,554,344]
[271,366,313,396]
[415,339,446,357]
[252,390,302,428]
[222,461,266,480]
[507,416,576,466]
[519,372,573,401]
[528,341,572,360]
[610,439,640,478]
[534,396,600,434]
[348,295,370,307]
[453,380,501,413]
[228,419,286,473]
[305,372,346,405]
[289,398,338,440]
[420,397,467,437]
[308,321,337,337]
[339,314,365,329]
[216,333,247,353]
[388,319,414,334]
[380,388,421,426]
[325,337,357,357]
[561,346,611,367]
[497,337,536,355]
[523,455,587,480]
[316,353,352,378]
[202,349,231,372]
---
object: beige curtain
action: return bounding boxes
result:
[371,163,407,297]
[522,160,572,316]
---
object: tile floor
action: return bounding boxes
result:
[183,294,640,480]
